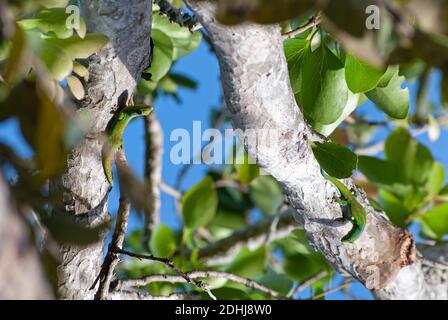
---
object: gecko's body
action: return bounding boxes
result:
[102,105,153,187]
[321,170,366,243]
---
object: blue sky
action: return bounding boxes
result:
[0,41,446,300]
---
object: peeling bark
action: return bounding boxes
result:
[49,0,152,299]
[187,0,439,299]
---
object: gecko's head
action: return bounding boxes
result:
[124,105,153,118]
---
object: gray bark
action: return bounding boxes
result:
[188,1,444,299]
[50,0,152,299]
[0,173,53,299]
[144,112,163,239]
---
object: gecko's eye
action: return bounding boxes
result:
[136,110,142,115]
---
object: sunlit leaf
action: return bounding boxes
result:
[182,176,218,229]
[249,176,284,214]
[149,224,176,258]
[311,141,358,179]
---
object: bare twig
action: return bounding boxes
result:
[160,182,182,200]
[311,280,353,300]
[282,16,321,40]
[92,149,131,300]
[144,112,163,240]
[113,271,286,299]
[287,270,329,298]
[109,290,199,300]
[117,249,217,300]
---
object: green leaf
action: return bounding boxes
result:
[312,91,359,137]
[146,29,174,82]
[284,38,310,94]
[441,184,448,196]
[226,247,266,278]
[66,75,85,100]
[173,31,202,60]
[158,76,178,93]
[385,128,434,185]
[284,252,327,283]
[170,73,198,90]
[249,176,284,214]
[18,8,86,39]
[3,25,29,85]
[311,141,358,179]
[427,162,445,196]
[236,153,259,184]
[419,203,448,239]
[149,224,176,258]
[300,45,350,125]
[345,53,385,93]
[181,176,218,229]
[124,229,143,252]
[358,156,403,185]
[258,269,293,295]
[152,12,202,60]
[44,33,109,59]
[32,37,73,80]
[366,67,410,119]
[378,189,412,227]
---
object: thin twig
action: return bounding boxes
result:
[311,280,353,300]
[92,149,131,300]
[108,290,200,300]
[264,205,287,245]
[113,271,286,299]
[287,270,329,298]
[117,249,217,300]
[282,16,321,40]
[143,112,163,241]
[160,182,182,200]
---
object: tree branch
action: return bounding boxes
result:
[113,270,286,299]
[287,270,329,298]
[93,149,131,300]
[50,0,153,299]
[108,290,199,300]
[116,249,217,300]
[281,16,321,40]
[187,0,435,299]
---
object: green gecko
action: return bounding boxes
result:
[102,105,153,187]
[321,169,366,243]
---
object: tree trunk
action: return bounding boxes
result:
[50,0,152,299]
[188,0,446,300]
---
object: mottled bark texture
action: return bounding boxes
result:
[143,112,163,239]
[0,173,53,299]
[188,1,446,299]
[49,0,152,299]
